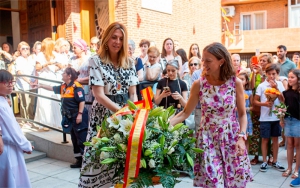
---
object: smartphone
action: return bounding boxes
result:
[163,87,170,92]
[252,56,258,66]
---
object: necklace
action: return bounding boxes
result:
[113,65,122,91]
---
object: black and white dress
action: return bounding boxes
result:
[78,55,139,188]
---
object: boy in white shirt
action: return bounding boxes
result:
[254,63,286,172]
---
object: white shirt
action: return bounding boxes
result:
[256,80,285,121]
[15,56,36,90]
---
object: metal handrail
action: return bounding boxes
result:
[13,90,60,102]
[14,74,63,84]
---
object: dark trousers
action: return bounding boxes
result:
[70,108,88,160]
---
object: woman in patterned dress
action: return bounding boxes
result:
[78,22,139,188]
[171,42,252,187]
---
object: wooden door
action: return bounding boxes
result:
[19,10,28,42]
[27,0,51,47]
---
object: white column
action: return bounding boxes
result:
[10,0,20,50]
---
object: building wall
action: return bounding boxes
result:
[65,0,81,42]
[112,0,222,56]
[225,0,288,32]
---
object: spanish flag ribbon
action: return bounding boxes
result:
[115,109,149,188]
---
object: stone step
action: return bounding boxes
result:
[24,150,47,163]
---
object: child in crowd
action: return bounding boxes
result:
[0,69,32,187]
[281,69,300,180]
[238,71,253,151]
[253,63,286,172]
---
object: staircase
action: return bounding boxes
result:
[24,141,47,163]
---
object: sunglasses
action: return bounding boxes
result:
[21,47,29,51]
[1,81,16,86]
[189,63,198,67]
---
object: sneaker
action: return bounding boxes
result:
[260,162,268,172]
[272,161,285,172]
[290,178,300,187]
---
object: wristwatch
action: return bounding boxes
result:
[146,65,151,68]
[238,131,247,141]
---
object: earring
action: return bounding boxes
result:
[105,43,108,50]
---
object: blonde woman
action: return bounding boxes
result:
[15,41,36,122]
[144,46,161,81]
[183,57,201,90]
[79,22,139,188]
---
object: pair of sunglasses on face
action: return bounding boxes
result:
[189,63,199,67]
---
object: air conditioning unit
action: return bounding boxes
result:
[222,6,235,17]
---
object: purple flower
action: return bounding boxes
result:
[227,165,232,172]
[207,165,213,174]
[224,96,233,104]
[213,95,219,102]
[194,164,200,172]
[205,117,210,123]
[204,82,210,88]
[236,168,244,175]
[213,157,220,166]
[212,178,218,183]
[218,107,225,113]
[199,91,203,97]
[218,127,224,133]
[209,143,214,149]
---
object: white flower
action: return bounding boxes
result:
[118,118,133,136]
[91,137,99,145]
[107,115,122,129]
[173,131,179,138]
[119,143,127,152]
[148,159,156,168]
[100,151,110,160]
[167,147,175,155]
[113,133,122,143]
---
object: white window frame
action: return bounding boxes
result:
[240,11,267,30]
[288,0,300,28]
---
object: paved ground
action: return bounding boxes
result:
[26,145,297,188]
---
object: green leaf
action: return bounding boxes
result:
[144,149,152,156]
[158,116,165,129]
[96,125,101,132]
[160,135,165,147]
[127,100,138,110]
[186,153,194,167]
[167,155,173,167]
[168,108,176,117]
[192,148,204,153]
[100,147,116,151]
[83,142,92,146]
[100,158,117,164]
[170,140,178,148]
[143,129,147,142]
[171,123,184,132]
[100,137,110,143]
[140,158,146,168]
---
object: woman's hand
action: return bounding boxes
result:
[279,119,285,128]
[171,91,182,100]
[160,90,171,98]
[76,114,82,124]
[252,65,262,74]
[236,138,246,156]
[23,146,34,154]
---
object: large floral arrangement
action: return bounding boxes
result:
[82,88,201,188]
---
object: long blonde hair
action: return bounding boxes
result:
[41,38,55,61]
[98,22,130,69]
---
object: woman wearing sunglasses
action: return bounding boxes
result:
[183,57,201,91]
[15,41,37,124]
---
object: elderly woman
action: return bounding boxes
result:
[128,39,143,81]
[79,22,139,188]
[144,46,162,81]
[70,39,93,114]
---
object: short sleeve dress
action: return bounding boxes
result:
[79,55,139,188]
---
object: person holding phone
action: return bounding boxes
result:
[154,59,188,111]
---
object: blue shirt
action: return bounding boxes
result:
[135,57,143,72]
[278,58,296,77]
[191,69,202,109]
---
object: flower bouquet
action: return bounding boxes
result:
[264,88,281,116]
[82,88,202,188]
[272,102,289,122]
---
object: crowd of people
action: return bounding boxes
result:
[0,21,300,187]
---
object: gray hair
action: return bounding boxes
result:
[166,59,179,70]
[128,39,135,50]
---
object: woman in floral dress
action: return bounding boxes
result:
[78,22,139,188]
[171,42,252,187]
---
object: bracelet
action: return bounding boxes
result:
[78,112,83,115]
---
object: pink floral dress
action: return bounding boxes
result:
[194,76,252,188]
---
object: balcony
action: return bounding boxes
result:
[223,27,300,53]
[222,0,274,6]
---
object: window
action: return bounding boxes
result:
[241,11,267,30]
[290,0,300,27]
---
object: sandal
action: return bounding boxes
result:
[279,141,285,147]
[291,171,299,179]
[282,169,292,177]
[250,157,259,165]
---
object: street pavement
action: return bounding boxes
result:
[26,146,295,188]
